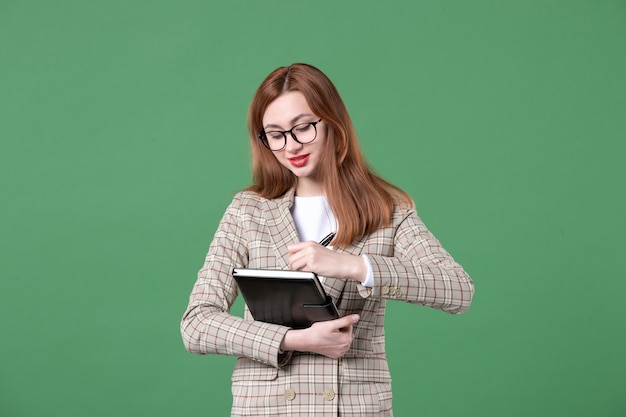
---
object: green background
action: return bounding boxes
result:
[1,0,625,416]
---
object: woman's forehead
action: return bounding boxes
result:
[262,92,315,128]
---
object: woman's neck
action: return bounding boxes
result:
[295,178,324,197]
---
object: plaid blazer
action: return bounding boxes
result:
[181,188,474,417]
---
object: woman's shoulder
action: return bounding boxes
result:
[233,189,265,202]
[228,188,293,211]
[227,190,266,209]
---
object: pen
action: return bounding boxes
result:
[319,232,336,247]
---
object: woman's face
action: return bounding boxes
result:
[262,91,327,195]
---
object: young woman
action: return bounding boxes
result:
[181,63,474,417]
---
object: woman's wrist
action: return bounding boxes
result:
[344,253,368,283]
[280,328,304,352]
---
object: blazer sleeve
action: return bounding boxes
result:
[358,206,474,314]
[180,193,291,368]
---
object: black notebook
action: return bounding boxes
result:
[232,268,340,329]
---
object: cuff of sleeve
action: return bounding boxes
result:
[278,350,293,367]
[255,323,292,369]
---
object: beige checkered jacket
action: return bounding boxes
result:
[181,188,474,416]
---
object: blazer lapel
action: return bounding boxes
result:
[263,188,299,270]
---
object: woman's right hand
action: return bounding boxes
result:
[280,314,360,359]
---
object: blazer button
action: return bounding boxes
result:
[382,285,390,295]
[284,388,296,401]
[323,388,335,401]
[394,287,402,297]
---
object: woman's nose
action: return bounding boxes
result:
[284,133,303,153]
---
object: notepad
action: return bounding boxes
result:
[232,268,340,329]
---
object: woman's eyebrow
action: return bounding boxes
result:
[264,113,315,130]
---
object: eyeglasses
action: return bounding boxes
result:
[258,119,322,151]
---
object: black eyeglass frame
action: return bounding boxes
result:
[257,119,322,151]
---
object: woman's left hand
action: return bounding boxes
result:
[287,241,367,282]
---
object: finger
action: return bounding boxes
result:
[288,253,307,271]
[333,314,359,331]
[287,241,314,252]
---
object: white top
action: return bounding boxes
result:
[292,196,373,287]
[292,196,337,243]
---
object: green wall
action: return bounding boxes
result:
[1,1,624,416]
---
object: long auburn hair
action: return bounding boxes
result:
[246,63,413,248]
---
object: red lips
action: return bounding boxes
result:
[288,154,310,168]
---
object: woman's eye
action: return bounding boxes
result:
[295,124,312,133]
[268,133,283,140]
